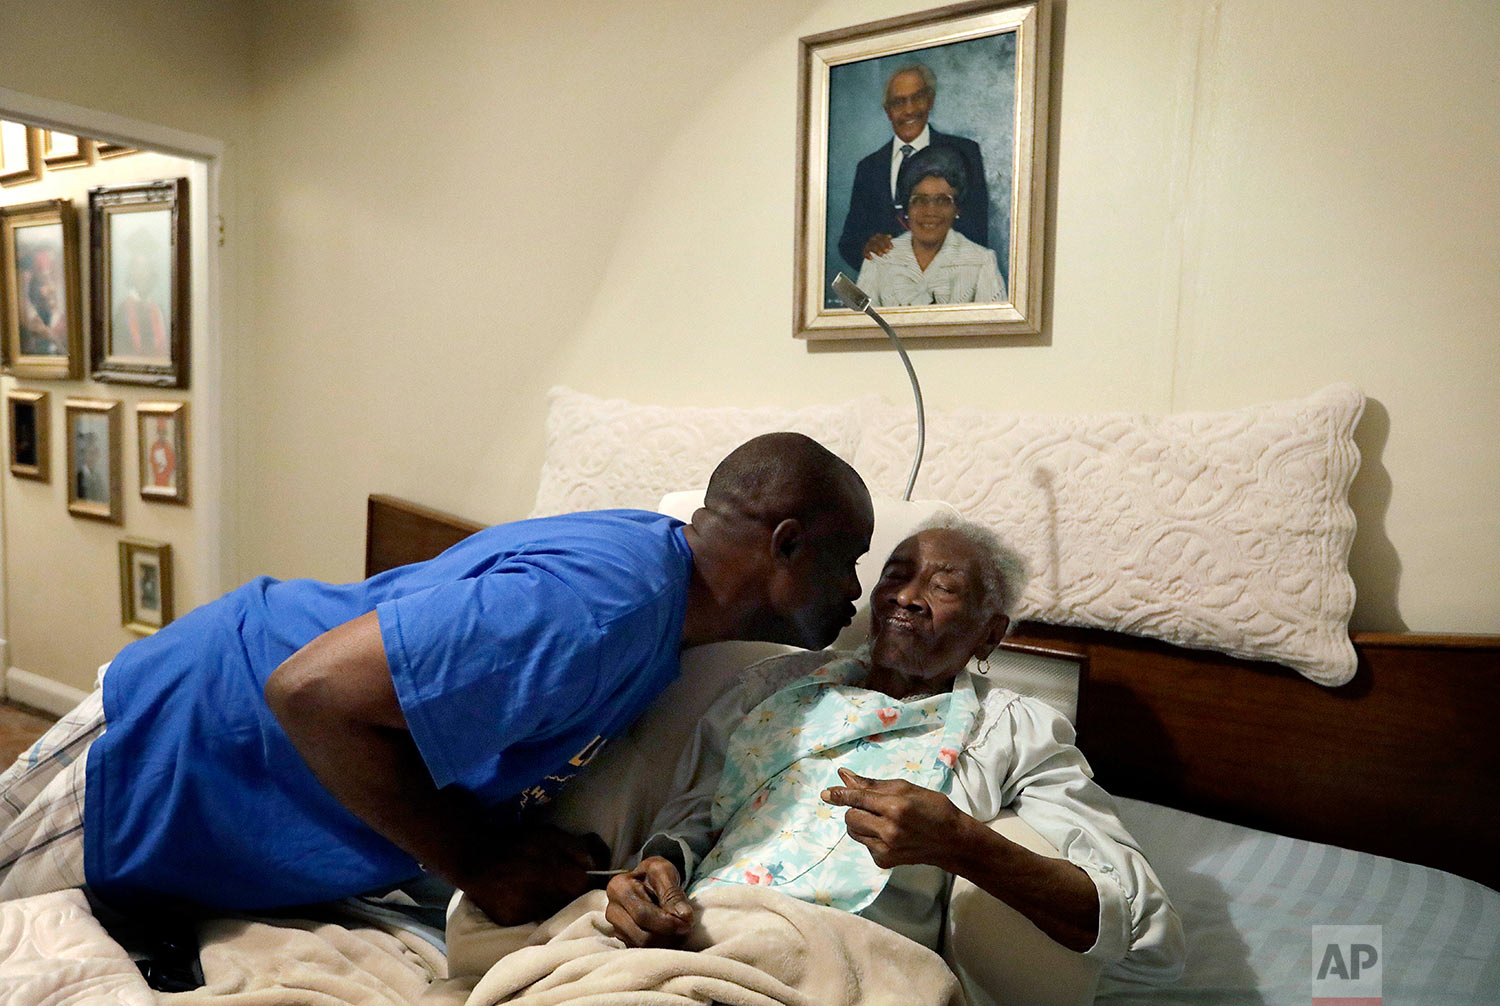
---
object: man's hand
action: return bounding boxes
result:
[604,856,694,947]
[862,233,895,259]
[821,766,963,870]
[462,824,609,926]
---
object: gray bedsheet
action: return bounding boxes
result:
[1094,797,1500,1005]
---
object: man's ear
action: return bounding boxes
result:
[769,518,804,563]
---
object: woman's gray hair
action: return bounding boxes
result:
[896,144,970,207]
[911,512,1029,627]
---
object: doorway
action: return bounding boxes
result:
[0,88,227,711]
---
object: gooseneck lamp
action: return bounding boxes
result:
[831,272,926,501]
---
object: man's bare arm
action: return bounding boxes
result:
[264,611,601,922]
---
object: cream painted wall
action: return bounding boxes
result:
[0,152,211,693]
[241,0,1499,634]
[0,0,252,144]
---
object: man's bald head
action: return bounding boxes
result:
[703,432,868,529]
[686,433,874,650]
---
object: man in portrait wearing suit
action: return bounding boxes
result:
[75,431,107,503]
[836,62,989,272]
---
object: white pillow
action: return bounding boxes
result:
[528,387,868,517]
[850,385,1365,685]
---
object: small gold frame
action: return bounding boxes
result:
[119,537,173,635]
[136,400,189,504]
[7,389,50,481]
[1,198,84,380]
[65,397,123,522]
[0,122,42,187]
[95,142,138,160]
[41,132,95,171]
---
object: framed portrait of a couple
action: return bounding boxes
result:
[1,199,84,380]
[795,0,1051,340]
[89,178,190,387]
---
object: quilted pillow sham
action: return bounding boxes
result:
[529,384,1364,685]
[850,384,1365,685]
[528,387,867,518]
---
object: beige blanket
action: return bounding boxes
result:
[0,889,444,1005]
[166,913,444,1005]
[426,888,963,1006]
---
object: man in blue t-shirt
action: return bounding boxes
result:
[0,433,874,927]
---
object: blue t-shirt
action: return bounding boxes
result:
[84,510,692,911]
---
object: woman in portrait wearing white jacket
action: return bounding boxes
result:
[855,144,1006,307]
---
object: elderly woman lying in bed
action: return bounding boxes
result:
[605,516,1185,984]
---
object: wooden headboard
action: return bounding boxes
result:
[366,493,1500,892]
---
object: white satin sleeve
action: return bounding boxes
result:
[951,688,1186,984]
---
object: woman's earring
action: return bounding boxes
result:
[976,656,990,676]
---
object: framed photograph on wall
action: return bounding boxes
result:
[0,121,42,187]
[7,389,50,482]
[89,178,190,387]
[794,0,1051,340]
[41,131,94,171]
[95,142,137,160]
[136,400,188,504]
[119,537,173,635]
[1,199,84,380]
[65,397,122,522]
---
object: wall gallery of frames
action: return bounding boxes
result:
[1,120,202,679]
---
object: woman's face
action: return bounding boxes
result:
[868,529,1004,684]
[903,175,959,249]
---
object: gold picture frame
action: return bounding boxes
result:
[119,537,173,635]
[794,0,1051,340]
[1,199,84,380]
[89,178,190,387]
[41,131,95,171]
[0,121,42,187]
[95,142,138,160]
[136,400,189,504]
[7,389,50,482]
[65,397,122,522]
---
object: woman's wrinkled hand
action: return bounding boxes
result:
[821,766,965,870]
[604,856,695,947]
